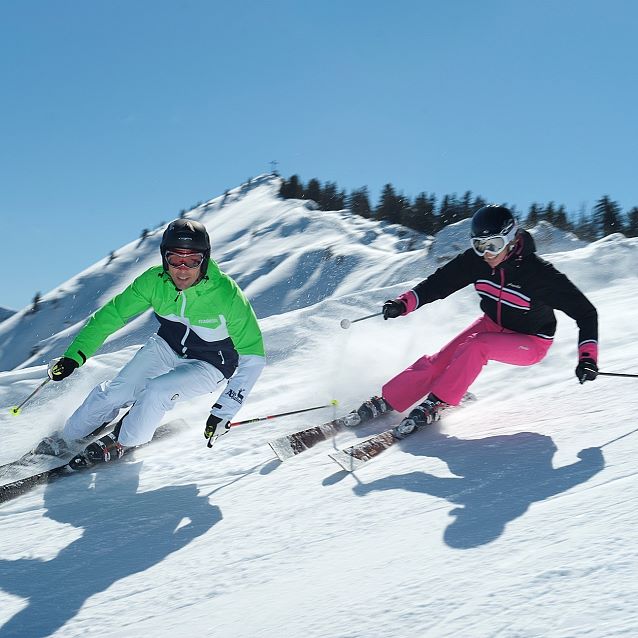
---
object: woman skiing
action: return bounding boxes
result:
[41,219,265,464]
[351,205,598,437]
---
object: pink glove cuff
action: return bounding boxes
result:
[397,291,418,315]
[578,341,598,363]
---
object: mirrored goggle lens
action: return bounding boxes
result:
[471,235,507,256]
[165,251,204,268]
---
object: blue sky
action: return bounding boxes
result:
[1,0,637,310]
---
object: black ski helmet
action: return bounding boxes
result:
[470,205,517,238]
[160,219,211,275]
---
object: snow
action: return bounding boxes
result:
[0,307,14,325]
[1,177,638,637]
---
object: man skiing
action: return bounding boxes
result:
[40,219,265,465]
[349,205,598,438]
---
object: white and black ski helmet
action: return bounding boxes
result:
[160,219,211,274]
[470,205,517,238]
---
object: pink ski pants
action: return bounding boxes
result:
[382,314,552,411]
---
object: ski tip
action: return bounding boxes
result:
[328,450,366,473]
[268,438,297,461]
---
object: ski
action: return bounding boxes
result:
[0,419,184,506]
[0,451,68,477]
[0,457,88,504]
[0,410,131,478]
[329,393,477,472]
[268,417,351,461]
[329,429,401,471]
[268,399,394,461]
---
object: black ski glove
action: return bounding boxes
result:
[382,299,407,320]
[204,414,231,439]
[575,357,598,384]
[48,357,79,381]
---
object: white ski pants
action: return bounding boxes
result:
[63,334,226,447]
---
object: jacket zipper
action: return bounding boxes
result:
[177,291,190,355]
[496,267,505,327]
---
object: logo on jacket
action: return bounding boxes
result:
[225,388,245,404]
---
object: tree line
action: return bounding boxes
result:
[279,175,638,240]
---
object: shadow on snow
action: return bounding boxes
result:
[353,429,605,550]
[0,460,221,637]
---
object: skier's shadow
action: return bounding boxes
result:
[0,460,222,638]
[353,428,605,549]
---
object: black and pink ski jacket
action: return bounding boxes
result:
[400,230,598,356]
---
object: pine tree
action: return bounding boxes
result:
[404,192,437,234]
[442,194,466,225]
[279,175,304,199]
[376,184,401,224]
[574,206,597,241]
[336,188,347,210]
[320,182,345,210]
[395,195,413,229]
[554,205,569,231]
[626,207,638,237]
[526,203,541,227]
[460,191,475,220]
[305,178,322,204]
[438,195,453,228]
[31,292,41,314]
[347,187,372,218]
[593,195,624,237]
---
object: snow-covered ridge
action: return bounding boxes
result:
[0,177,619,373]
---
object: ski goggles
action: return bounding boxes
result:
[165,251,204,269]
[471,235,511,256]
[471,222,518,257]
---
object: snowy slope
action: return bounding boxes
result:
[0,178,584,373]
[1,181,638,637]
[0,307,14,325]
[0,175,430,372]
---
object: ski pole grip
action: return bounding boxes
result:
[340,312,383,330]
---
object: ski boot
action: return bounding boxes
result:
[393,394,448,439]
[344,396,394,427]
[68,433,127,470]
[34,434,70,457]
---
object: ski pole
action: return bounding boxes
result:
[9,378,51,416]
[598,371,638,379]
[599,426,638,449]
[229,400,339,427]
[207,400,339,448]
[340,312,383,330]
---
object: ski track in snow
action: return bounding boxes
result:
[1,179,637,637]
